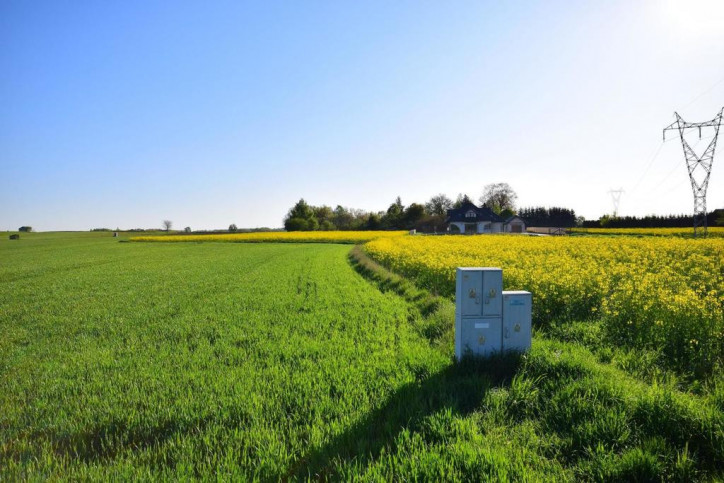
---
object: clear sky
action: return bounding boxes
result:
[2,0,723,231]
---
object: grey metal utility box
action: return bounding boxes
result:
[502,291,532,353]
[455,268,532,360]
[455,267,503,359]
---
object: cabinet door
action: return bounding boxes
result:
[503,293,532,352]
[460,317,502,357]
[460,271,483,317]
[482,270,503,316]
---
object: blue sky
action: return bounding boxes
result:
[1,0,723,230]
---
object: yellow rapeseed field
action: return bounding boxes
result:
[130,230,407,244]
[365,234,724,375]
[571,227,724,237]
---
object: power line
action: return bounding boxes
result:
[649,160,684,194]
[630,142,665,194]
[647,135,713,195]
[627,136,680,195]
[680,75,724,111]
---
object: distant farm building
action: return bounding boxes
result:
[446,202,526,234]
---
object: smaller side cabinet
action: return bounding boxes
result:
[502,291,532,353]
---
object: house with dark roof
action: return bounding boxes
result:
[446,202,526,234]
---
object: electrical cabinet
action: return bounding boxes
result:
[502,291,532,353]
[455,268,532,360]
[455,268,503,359]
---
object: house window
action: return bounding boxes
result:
[466,210,476,218]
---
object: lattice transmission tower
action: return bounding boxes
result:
[608,188,624,217]
[663,107,723,237]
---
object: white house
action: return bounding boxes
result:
[446,202,526,234]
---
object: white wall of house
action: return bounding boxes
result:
[450,221,506,234]
[449,222,469,233]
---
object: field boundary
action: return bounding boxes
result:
[127,231,408,244]
[348,245,442,316]
[348,245,456,349]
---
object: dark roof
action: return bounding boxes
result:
[446,202,504,223]
[504,216,525,224]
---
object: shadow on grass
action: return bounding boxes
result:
[285,352,523,480]
[279,246,521,478]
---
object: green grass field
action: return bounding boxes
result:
[2,233,722,480]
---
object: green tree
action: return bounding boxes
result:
[452,194,473,209]
[499,208,515,219]
[284,199,318,231]
[382,197,405,229]
[403,203,426,229]
[313,205,335,230]
[366,213,382,230]
[425,194,453,216]
[284,218,310,231]
[479,183,517,214]
[715,209,724,226]
[333,205,353,230]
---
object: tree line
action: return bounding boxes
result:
[583,210,724,228]
[517,207,578,228]
[283,197,442,232]
[284,183,524,232]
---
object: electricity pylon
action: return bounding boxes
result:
[608,188,624,217]
[663,107,723,237]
